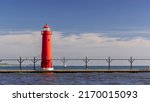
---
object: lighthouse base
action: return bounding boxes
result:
[42,68,54,71]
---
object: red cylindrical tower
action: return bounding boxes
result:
[41,24,53,70]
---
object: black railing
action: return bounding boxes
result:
[0,57,150,70]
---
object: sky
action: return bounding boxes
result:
[1,0,150,61]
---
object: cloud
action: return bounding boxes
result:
[0,30,150,59]
[99,26,150,39]
[0,31,41,58]
[53,32,150,58]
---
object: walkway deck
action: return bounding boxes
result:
[0,69,150,73]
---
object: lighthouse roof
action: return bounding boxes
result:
[43,24,50,28]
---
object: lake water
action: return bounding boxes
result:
[0,66,150,85]
[0,72,150,85]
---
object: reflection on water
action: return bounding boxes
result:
[0,73,150,85]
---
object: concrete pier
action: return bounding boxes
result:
[0,69,150,73]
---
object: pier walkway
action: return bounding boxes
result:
[0,69,150,73]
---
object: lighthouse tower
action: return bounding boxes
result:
[41,24,53,70]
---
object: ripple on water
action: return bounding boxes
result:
[0,73,150,85]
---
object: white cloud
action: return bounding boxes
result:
[0,31,41,58]
[0,31,150,59]
[53,32,150,58]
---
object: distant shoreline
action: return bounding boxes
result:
[0,63,17,67]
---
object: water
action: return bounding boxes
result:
[0,66,150,85]
[0,73,150,85]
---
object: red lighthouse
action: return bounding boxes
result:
[41,24,53,70]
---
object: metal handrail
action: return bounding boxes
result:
[0,57,150,70]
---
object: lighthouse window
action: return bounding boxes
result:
[43,28,50,31]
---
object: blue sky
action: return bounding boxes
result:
[1,0,150,59]
[0,0,150,34]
